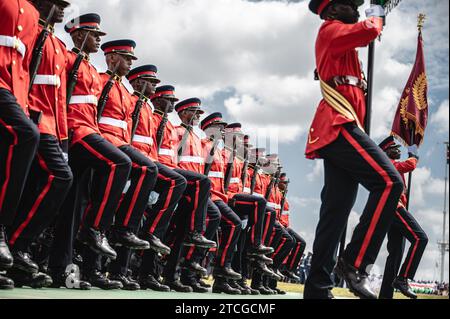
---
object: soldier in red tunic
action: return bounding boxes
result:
[7,0,73,288]
[378,136,428,299]
[0,0,40,290]
[304,0,404,299]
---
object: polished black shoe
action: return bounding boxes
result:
[247,244,274,256]
[11,251,39,274]
[248,254,273,265]
[50,270,91,290]
[180,260,207,277]
[335,257,377,299]
[0,225,13,269]
[181,277,209,293]
[238,279,259,295]
[183,231,217,249]
[0,274,14,289]
[393,277,417,299]
[198,279,211,288]
[163,278,193,293]
[77,228,117,260]
[36,227,54,248]
[109,273,140,290]
[253,260,279,279]
[110,228,150,250]
[86,271,123,290]
[145,233,170,255]
[140,275,170,292]
[251,284,272,295]
[212,280,241,295]
[275,269,286,281]
[213,266,242,280]
[275,288,287,295]
[282,270,300,282]
[8,268,52,288]
[229,279,250,295]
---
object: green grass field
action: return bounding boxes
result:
[0,280,448,299]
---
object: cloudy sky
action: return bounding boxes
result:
[58,0,449,282]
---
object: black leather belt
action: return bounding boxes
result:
[328,75,367,92]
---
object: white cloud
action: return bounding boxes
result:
[306,160,323,182]
[431,100,449,133]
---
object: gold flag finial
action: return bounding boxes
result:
[417,13,426,32]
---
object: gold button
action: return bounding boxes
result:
[55,49,59,54]
[12,60,16,66]
[20,8,25,14]
[92,75,95,79]
[56,65,60,70]
[17,25,23,32]
[311,128,315,132]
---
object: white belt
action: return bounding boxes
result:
[99,117,128,130]
[0,35,26,57]
[267,202,281,209]
[253,192,264,198]
[133,135,153,145]
[69,95,98,105]
[282,211,290,216]
[33,74,61,87]
[229,177,240,184]
[208,171,224,179]
[159,148,174,156]
[179,156,204,164]
[243,187,251,193]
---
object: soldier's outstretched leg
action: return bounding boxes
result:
[9,134,73,277]
[284,228,306,281]
[0,90,39,273]
[305,124,403,300]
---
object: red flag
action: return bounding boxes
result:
[391,31,428,146]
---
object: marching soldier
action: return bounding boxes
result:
[0,0,40,289]
[48,13,132,290]
[304,0,403,299]
[161,98,216,292]
[378,137,428,299]
[7,0,73,288]
[278,173,306,283]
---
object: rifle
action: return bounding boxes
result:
[223,135,237,194]
[264,166,281,200]
[96,63,120,122]
[241,145,249,187]
[177,109,199,158]
[66,31,91,105]
[130,82,148,141]
[249,162,260,195]
[204,136,222,176]
[155,101,172,153]
[279,179,290,216]
[29,5,56,93]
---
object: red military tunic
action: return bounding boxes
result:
[98,73,134,147]
[66,51,103,145]
[392,157,418,208]
[268,184,283,220]
[152,110,178,169]
[28,26,68,141]
[305,18,382,159]
[280,199,290,228]
[0,0,39,111]
[203,139,227,203]
[174,125,204,174]
[223,150,244,199]
[245,167,267,198]
[130,95,158,161]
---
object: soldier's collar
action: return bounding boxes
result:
[38,19,55,33]
[71,47,90,62]
[106,69,122,83]
[132,91,149,102]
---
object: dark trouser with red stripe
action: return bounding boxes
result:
[304,123,403,298]
[286,228,306,272]
[48,133,131,273]
[379,206,428,299]
[174,169,210,233]
[8,134,73,252]
[269,222,295,269]
[0,89,39,226]
[180,199,221,280]
[215,200,241,269]
[161,171,211,281]
[114,145,158,231]
[262,208,277,246]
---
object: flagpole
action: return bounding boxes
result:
[439,142,449,283]
[364,0,377,135]
[405,125,416,211]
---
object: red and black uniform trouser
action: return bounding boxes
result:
[0,89,39,229]
[304,123,403,298]
[112,163,187,277]
[8,133,73,255]
[48,133,131,275]
[161,171,211,281]
[285,228,306,273]
[230,194,267,277]
[180,198,221,282]
[379,205,428,299]
[268,222,295,270]
[214,200,242,270]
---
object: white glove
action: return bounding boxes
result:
[148,191,160,206]
[365,4,385,18]
[241,218,248,230]
[408,144,419,158]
